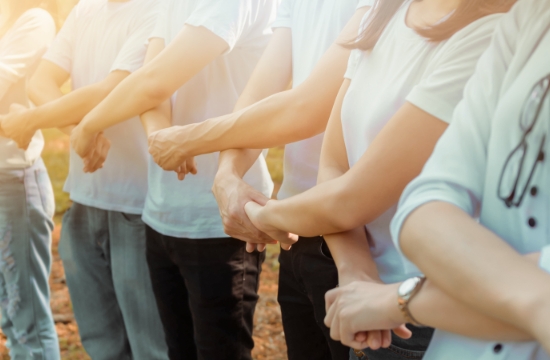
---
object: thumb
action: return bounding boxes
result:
[243,201,262,219]
[249,190,270,206]
[393,325,412,339]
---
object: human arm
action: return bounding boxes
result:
[390,2,550,352]
[146,5,371,168]
[0,9,55,101]
[244,102,449,238]
[323,262,537,350]
[399,205,550,344]
[210,27,293,248]
[71,24,229,158]
[2,60,130,149]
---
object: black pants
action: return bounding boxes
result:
[278,237,434,360]
[145,226,264,360]
[278,236,349,360]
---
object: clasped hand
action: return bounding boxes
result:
[324,281,412,350]
[70,122,111,173]
[244,200,298,251]
[148,126,197,180]
[0,103,37,149]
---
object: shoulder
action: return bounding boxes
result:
[15,8,55,32]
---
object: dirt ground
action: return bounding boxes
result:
[0,226,288,359]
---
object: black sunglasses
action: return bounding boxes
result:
[497,74,550,208]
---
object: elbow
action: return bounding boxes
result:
[141,67,172,103]
[291,96,328,139]
[326,188,368,232]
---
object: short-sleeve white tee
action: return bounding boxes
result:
[43,0,159,214]
[271,0,374,200]
[142,0,277,239]
[341,0,503,283]
[0,9,55,169]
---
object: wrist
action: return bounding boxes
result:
[178,123,216,158]
[23,107,40,133]
[387,283,407,324]
[337,265,380,284]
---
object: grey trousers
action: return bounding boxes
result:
[0,158,60,359]
[59,202,168,360]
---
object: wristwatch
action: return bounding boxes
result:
[397,276,426,327]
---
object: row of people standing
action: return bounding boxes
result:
[0,1,549,360]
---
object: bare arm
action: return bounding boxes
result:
[1,60,130,149]
[140,38,171,137]
[249,103,449,238]
[400,203,550,347]
[78,24,229,136]
[312,80,379,285]
[210,28,293,246]
[149,6,370,160]
[215,26,294,181]
[324,272,534,350]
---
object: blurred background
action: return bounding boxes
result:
[0,1,288,359]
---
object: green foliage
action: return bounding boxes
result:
[42,129,71,215]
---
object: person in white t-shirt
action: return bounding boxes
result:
[323,1,550,359]
[68,1,277,358]
[239,0,515,358]
[143,1,402,359]
[0,1,57,358]
[1,0,169,359]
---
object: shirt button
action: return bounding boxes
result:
[530,186,538,196]
[494,343,503,353]
[528,218,537,228]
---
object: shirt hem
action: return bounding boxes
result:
[69,193,143,215]
[142,212,229,239]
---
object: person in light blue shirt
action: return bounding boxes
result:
[324,0,550,359]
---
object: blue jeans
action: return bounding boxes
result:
[59,202,168,360]
[0,158,60,359]
[349,326,434,360]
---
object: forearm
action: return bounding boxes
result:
[324,228,380,285]
[217,148,263,180]
[141,100,172,137]
[29,81,118,131]
[81,25,228,134]
[168,90,328,157]
[401,202,550,336]
[409,280,532,341]
[28,80,64,106]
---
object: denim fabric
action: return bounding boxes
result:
[0,158,60,359]
[145,226,264,360]
[349,326,434,360]
[59,202,167,360]
[278,237,349,360]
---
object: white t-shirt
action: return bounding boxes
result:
[44,0,159,214]
[342,0,503,284]
[142,0,277,239]
[273,0,374,200]
[0,9,55,170]
[391,0,550,358]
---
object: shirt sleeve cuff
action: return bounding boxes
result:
[271,18,291,29]
[539,246,550,273]
[185,18,236,52]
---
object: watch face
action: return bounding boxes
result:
[398,277,419,296]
